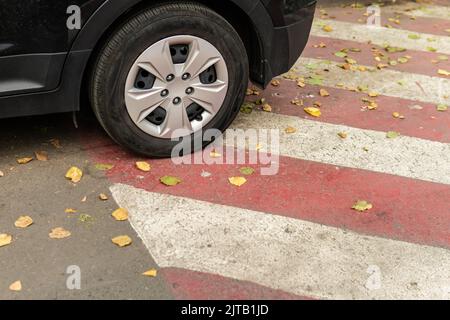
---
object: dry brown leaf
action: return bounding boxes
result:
[112,208,129,221]
[262,103,272,112]
[65,167,83,183]
[136,161,151,172]
[49,227,71,239]
[228,177,247,187]
[0,233,12,247]
[142,269,158,277]
[17,157,33,165]
[112,235,132,247]
[35,151,48,161]
[81,196,87,202]
[14,216,33,228]
[270,79,280,87]
[9,281,22,292]
[319,89,330,97]
[297,80,306,88]
[99,193,109,201]
[49,139,62,149]
[0,170,4,177]
[338,132,348,139]
[285,126,297,134]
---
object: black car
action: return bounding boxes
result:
[0,0,316,156]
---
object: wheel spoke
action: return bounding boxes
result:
[126,87,166,123]
[138,41,175,81]
[188,80,228,114]
[182,39,221,79]
[160,102,193,137]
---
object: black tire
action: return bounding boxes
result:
[89,2,249,157]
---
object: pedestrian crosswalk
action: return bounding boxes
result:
[85,2,450,300]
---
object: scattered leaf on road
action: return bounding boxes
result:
[135,161,151,172]
[0,234,12,247]
[386,131,400,139]
[270,79,280,86]
[352,200,373,212]
[338,132,348,139]
[239,167,255,176]
[95,163,114,171]
[112,208,129,221]
[15,216,33,228]
[65,208,77,214]
[285,126,297,134]
[142,269,158,277]
[0,170,4,177]
[322,25,333,32]
[304,107,322,117]
[9,281,22,292]
[437,104,448,112]
[160,176,182,186]
[17,157,33,165]
[112,235,132,247]
[228,177,247,187]
[262,103,272,112]
[49,227,71,239]
[35,151,48,161]
[210,150,222,158]
[49,139,62,149]
[99,193,109,201]
[65,167,83,183]
[438,69,450,76]
[319,88,330,97]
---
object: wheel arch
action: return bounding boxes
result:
[74,0,273,111]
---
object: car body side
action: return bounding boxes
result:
[0,0,316,119]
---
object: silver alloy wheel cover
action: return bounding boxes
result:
[124,35,229,139]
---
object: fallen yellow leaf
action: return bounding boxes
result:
[112,235,132,247]
[35,151,48,161]
[319,89,330,97]
[0,234,12,247]
[112,208,129,221]
[338,132,348,139]
[136,161,151,172]
[322,25,333,32]
[438,69,450,76]
[9,281,22,292]
[99,193,109,201]
[304,107,322,117]
[49,227,71,239]
[262,103,272,112]
[228,177,247,187]
[14,216,33,228]
[17,157,33,164]
[285,126,297,134]
[270,79,280,87]
[65,208,77,214]
[142,269,158,277]
[65,167,83,183]
[352,200,373,212]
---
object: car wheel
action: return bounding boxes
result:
[89,2,249,157]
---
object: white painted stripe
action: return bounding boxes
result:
[111,184,450,300]
[401,5,450,20]
[229,111,450,185]
[292,57,450,106]
[311,19,450,55]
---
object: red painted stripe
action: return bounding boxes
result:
[161,267,309,300]
[303,36,450,79]
[317,6,450,37]
[83,131,450,249]
[251,80,450,143]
